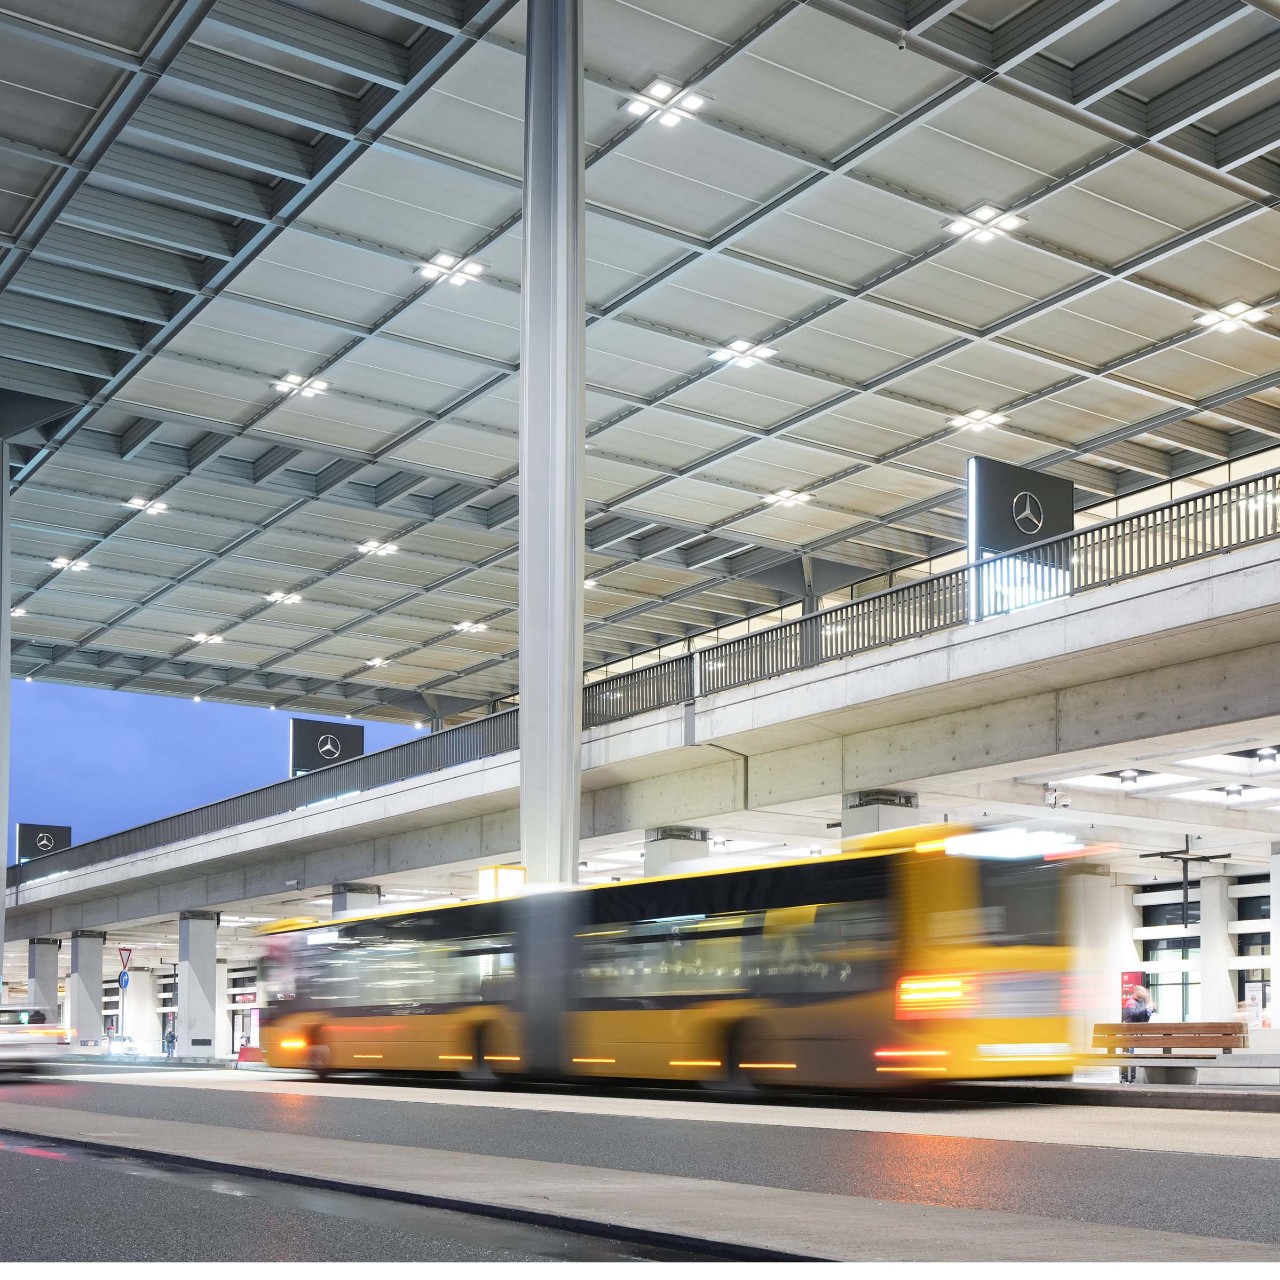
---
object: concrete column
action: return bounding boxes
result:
[68,930,105,1047]
[1067,873,1139,1047]
[332,882,381,917]
[841,792,919,841]
[644,827,709,878]
[1197,873,1235,1021]
[0,441,11,979]
[178,911,218,1059]
[518,0,585,886]
[27,937,60,1019]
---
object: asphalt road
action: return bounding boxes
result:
[0,1134,706,1262]
[4,1071,1278,1246]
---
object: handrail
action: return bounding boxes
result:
[12,463,1280,891]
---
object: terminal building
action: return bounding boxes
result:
[0,0,1278,1070]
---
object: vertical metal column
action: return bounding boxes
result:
[0,441,10,983]
[519,0,585,885]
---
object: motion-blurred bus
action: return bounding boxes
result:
[258,824,1084,1088]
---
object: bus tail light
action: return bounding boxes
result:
[896,973,978,1019]
[279,1037,308,1050]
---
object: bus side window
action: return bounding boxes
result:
[758,900,894,996]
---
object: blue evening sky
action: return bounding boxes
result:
[8,680,419,864]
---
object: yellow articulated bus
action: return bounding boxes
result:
[259,824,1086,1089]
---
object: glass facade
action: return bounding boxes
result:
[1143,936,1201,1020]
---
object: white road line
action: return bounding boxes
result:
[50,1069,1280,1161]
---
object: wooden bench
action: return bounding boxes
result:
[1092,1022,1249,1084]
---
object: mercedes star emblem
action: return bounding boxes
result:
[317,734,342,760]
[35,832,55,852]
[1012,491,1045,536]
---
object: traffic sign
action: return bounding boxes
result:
[118,971,129,990]
[118,947,131,971]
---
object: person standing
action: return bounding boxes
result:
[164,1028,177,1060]
[1120,984,1154,1083]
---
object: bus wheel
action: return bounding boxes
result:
[308,1044,331,1082]
[704,1025,759,1099]
[463,1029,499,1088]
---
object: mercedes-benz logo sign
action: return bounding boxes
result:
[35,832,55,852]
[1012,491,1045,536]
[317,734,342,760]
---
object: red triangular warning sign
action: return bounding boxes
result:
[118,947,132,971]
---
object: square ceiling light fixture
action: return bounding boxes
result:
[265,591,302,604]
[453,620,487,633]
[357,540,398,556]
[125,497,167,515]
[50,556,89,571]
[273,373,328,397]
[945,205,1026,243]
[419,252,485,285]
[623,77,707,126]
[1195,301,1269,333]
[948,409,1008,431]
[190,633,223,644]
[711,339,777,368]
[763,489,811,507]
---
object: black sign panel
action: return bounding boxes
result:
[289,718,364,775]
[967,456,1074,556]
[17,823,72,861]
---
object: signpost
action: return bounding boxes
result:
[118,948,131,1041]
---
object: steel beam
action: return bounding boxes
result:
[1147,29,1280,138]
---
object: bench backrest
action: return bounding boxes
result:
[1092,1021,1248,1052]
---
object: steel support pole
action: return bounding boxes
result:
[518,0,585,885]
[0,441,10,983]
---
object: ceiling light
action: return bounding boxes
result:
[453,620,488,633]
[193,696,201,703]
[358,540,397,556]
[190,633,223,644]
[1257,746,1277,760]
[763,489,812,507]
[1118,769,1139,785]
[1195,302,1268,333]
[265,591,302,604]
[948,409,1008,431]
[622,79,707,125]
[419,253,485,285]
[274,373,329,397]
[365,657,387,667]
[711,339,778,368]
[414,721,423,729]
[125,496,167,515]
[945,204,1025,242]
[1224,785,1244,803]
[50,557,89,571]
[10,607,25,617]
[584,578,597,588]
[24,676,31,683]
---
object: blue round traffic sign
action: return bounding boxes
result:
[118,971,129,989]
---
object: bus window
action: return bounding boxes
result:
[927,860,1064,948]
[576,915,758,1002]
[758,899,894,996]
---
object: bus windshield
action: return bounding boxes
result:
[974,859,1064,947]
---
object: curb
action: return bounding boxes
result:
[0,1123,819,1263]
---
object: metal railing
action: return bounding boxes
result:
[12,465,1280,891]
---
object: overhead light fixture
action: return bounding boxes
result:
[193,696,202,703]
[125,497,168,515]
[24,676,31,683]
[273,373,329,398]
[1194,301,1269,334]
[10,607,25,617]
[584,578,597,589]
[947,409,1008,431]
[414,721,423,729]
[365,657,388,667]
[1224,784,1244,803]
[1118,768,1139,786]
[453,620,488,633]
[357,540,398,556]
[418,252,486,285]
[50,557,89,571]
[945,205,1026,242]
[190,633,223,645]
[265,591,302,604]
[711,338,778,368]
[763,489,812,507]
[1257,746,1277,760]
[622,77,708,125]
